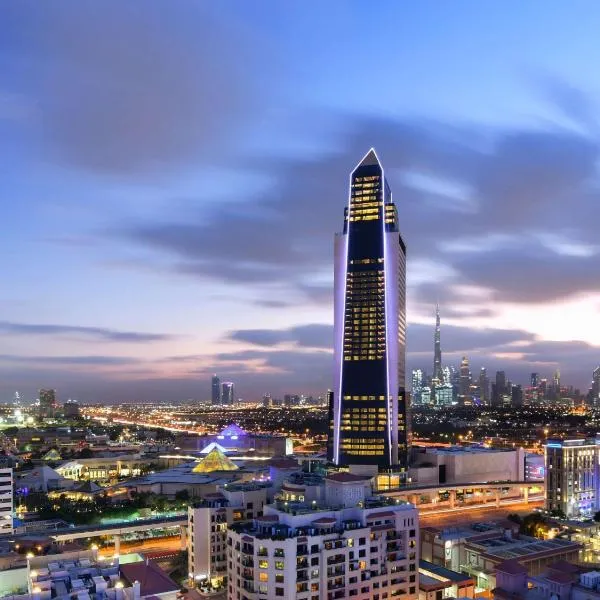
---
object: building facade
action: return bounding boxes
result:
[212,374,222,405]
[227,475,419,600]
[545,438,599,518]
[222,382,235,405]
[0,468,13,534]
[330,148,409,469]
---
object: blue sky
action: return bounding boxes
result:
[1,1,600,402]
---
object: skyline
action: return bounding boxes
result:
[2,2,600,401]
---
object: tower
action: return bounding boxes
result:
[329,149,409,469]
[458,357,471,405]
[211,374,221,405]
[433,303,442,383]
[591,366,600,406]
[221,382,235,405]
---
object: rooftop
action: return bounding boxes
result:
[120,560,179,596]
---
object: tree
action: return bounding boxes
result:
[175,489,190,502]
[78,448,93,459]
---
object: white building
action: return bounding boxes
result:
[227,473,419,600]
[0,468,13,534]
[188,482,270,588]
[411,446,525,486]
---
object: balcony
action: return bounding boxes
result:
[297,558,308,569]
[327,556,345,566]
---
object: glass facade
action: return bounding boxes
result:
[330,149,409,469]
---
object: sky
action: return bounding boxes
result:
[1,1,600,403]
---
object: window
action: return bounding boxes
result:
[275,588,284,597]
[258,560,268,569]
[275,575,284,583]
[259,573,268,582]
[275,561,284,570]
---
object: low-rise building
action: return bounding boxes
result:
[0,468,13,534]
[419,559,475,600]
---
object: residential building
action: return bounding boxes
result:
[419,560,475,600]
[188,482,270,588]
[227,472,419,600]
[39,389,57,418]
[330,148,409,469]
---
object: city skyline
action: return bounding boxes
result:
[2,3,600,401]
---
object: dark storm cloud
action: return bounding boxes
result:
[228,324,332,349]
[123,105,600,310]
[3,2,264,174]
[0,321,175,343]
[453,248,600,303]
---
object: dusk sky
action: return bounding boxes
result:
[2,1,600,402]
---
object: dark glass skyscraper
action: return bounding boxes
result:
[329,149,409,469]
[211,374,221,405]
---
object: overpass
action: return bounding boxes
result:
[47,515,188,554]
[383,479,543,510]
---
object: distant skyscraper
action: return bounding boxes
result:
[262,393,272,408]
[479,368,489,405]
[221,382,235,405]
[411,369,424,406]
[39,389,57,417]
[493,371,506,407]
[553,369,561,400]
[329,148,409,469]
[591,367,600,406]
[433,303,442,383]
[511,385,523,408]
[211,374,221,405]
[531,373,539,388]
[458,356,471,404]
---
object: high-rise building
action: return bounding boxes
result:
[591,367,600,407]
[479,368,489,405]
[511,385,523,408]
[0,468,13,534]
[411,369,424,405]
[433,303,442,383]
[492,371,506,407]
[530,373,539,388]
[262,394,272,408]
[545,438,598,518]
[39,389,57,418]
[329,149,409,469]
[211,374,221,405]
[553,369,561,400]
[458,357,471,405]
[222,382,235,405]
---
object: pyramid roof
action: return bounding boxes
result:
[43,448,62,461]
[220,423,246,437]
[199,441,228,455]
[75,481,103,494]
[192,446,239,473]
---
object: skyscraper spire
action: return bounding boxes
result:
[433,303,442,383]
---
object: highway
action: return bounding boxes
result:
[419,496,544,527]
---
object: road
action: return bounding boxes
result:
[98,536,183,557]
[419,498,543,527]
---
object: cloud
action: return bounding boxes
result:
[3,2,266,174]
[0,354,139,366]
[227,324,332,349]
[0,321,176,343]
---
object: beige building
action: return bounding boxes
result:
[187,482,270,588]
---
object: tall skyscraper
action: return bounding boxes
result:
[479,367,489,405]
[329,148,409,469]
[553,369,561,400]
[433,303,442,383]
[493,371,506,407]
[211,374,221,405]
[221,382,235,405]
[458,356,471,404]
[591,366,600,407]
[530,372,539,388]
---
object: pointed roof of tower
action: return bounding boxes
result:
[357,148,381,168]
[192,446,239,473]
